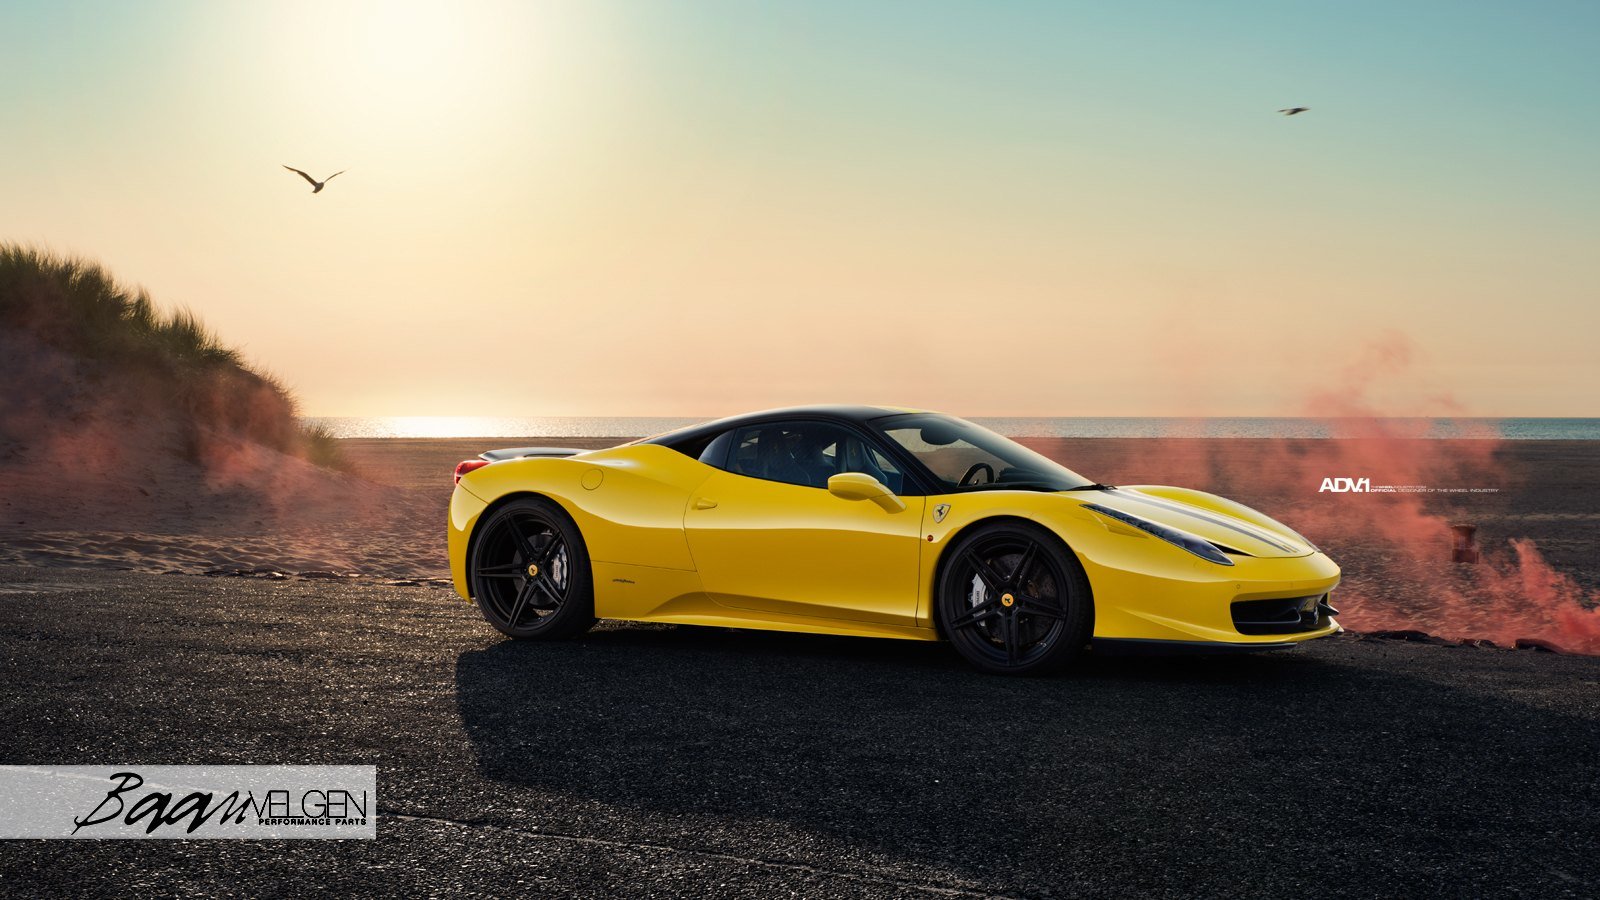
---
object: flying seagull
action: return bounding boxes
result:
[282,165,346,193]
[1277,107,1310,116]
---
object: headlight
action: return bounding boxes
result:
[1084,503,1235,566]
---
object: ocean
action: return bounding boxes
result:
[304,416,1600,440]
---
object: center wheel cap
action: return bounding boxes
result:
[526,563,539,578]
[1001,593,1015,607]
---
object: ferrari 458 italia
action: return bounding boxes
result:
[448,406,1340,674]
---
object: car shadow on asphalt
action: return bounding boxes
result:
[453,624,1600,892]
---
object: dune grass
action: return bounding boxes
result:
[298,419,348,471]
[0,245,243,369]
[0,244,350,471]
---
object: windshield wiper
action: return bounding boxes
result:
[1059,483,1114,491]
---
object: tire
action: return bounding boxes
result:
[936,521,1093,675]
[468,496,596,640]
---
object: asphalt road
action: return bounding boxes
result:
[1,565,1597,897]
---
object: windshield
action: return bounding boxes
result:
[872,413,1094,492]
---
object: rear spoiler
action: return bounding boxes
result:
[479,447,589,462]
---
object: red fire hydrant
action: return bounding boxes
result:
[1451,523,1479,564]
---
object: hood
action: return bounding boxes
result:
[1079,487,1315,559]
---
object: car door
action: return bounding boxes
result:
[683,421,926,626]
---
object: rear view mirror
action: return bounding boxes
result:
[827,472,906,513]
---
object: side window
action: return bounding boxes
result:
[722,422,905,493]
[727,424,820,487]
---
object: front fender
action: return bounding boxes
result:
[919,491,1338,642]
[919,492,1116,626]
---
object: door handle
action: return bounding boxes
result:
[694,498,718,510]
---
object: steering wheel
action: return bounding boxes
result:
[958,462,995,487]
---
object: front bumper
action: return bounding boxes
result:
[1085,550,1343,646]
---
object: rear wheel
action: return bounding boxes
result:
[469,497,595,639]
[937,522,1092,675]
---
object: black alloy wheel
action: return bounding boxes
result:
[937,522,1092,674]
[469,497,595,639]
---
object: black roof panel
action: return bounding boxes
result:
[642,404,914,451]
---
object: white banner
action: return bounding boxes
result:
[0,766,377,839]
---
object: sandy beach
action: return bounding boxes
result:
[2,433,1597,651]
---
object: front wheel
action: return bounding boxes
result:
[937,522,1092,675]
[469,497,596,640]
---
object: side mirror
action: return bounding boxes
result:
[827,472,906,513]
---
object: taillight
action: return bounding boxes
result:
[454,460,491,484]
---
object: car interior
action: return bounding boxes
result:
[725,424,905,493]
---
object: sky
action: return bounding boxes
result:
[1,0,1597,418]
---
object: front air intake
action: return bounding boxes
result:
[1231,594,1338,635]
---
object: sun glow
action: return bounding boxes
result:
[363,416,511,439]
[235,0,600,161]
[296,2,527,112]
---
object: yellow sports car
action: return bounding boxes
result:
[448,406,1340,674]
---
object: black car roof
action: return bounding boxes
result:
[642,404,915,450]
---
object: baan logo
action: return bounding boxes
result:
[73,772,261,835]
[0,765,377,839]
[70,772,369,835]
[1319,477,1370,493]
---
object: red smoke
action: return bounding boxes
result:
[1069,331,1600,653]
[1282,335,1597,652]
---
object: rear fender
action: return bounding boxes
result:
[456,445,713,572]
